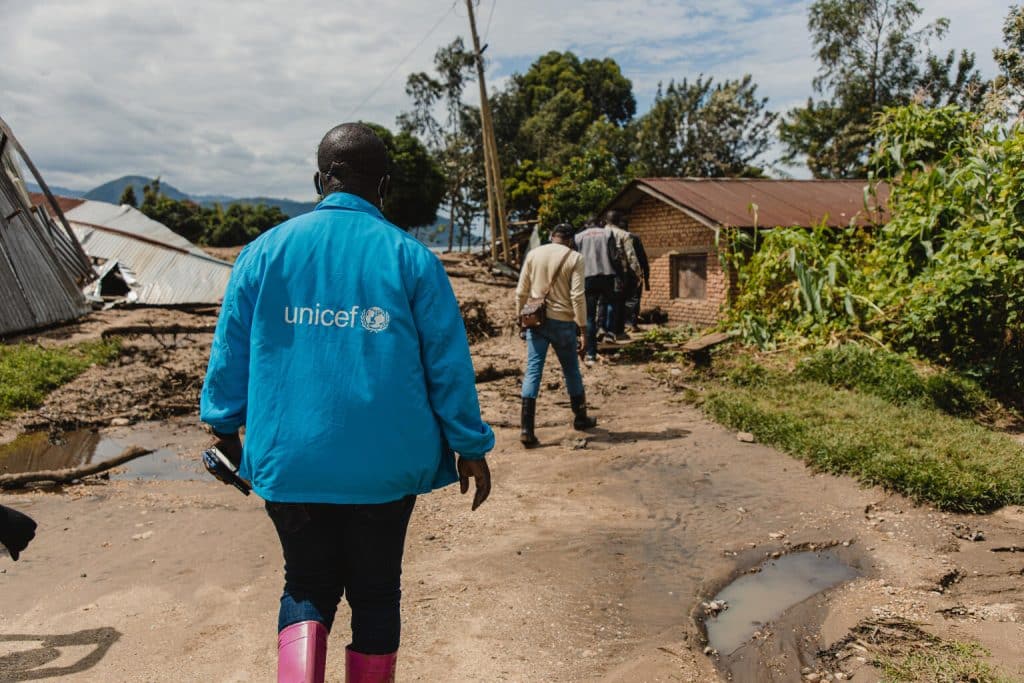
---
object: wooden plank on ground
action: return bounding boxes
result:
[682,331,737,353]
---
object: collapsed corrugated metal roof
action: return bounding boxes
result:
[65,200,209,256]
[69,214,232,305]
[607,178,890,229]
[0,116,94,337]
[31,196,234,305]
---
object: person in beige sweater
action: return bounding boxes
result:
[515,223,597,447]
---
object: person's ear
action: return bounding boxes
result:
[377,174,391,208]
[314,172,323,196]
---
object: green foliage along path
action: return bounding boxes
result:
[0,341,121,419]
[704,346,1024,513]
[726,104,1024,394]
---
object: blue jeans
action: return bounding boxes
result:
[266,495,416,654]
[521,318,585,399]
[585,275,615,359]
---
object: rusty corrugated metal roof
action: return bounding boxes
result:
[1,117,93,337]
[28,192,85,215]
[608,178,889,229]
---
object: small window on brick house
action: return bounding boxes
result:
[670,254,707,300]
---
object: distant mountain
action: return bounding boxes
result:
[84,175,192,203]
[67,175,316,218]
[25,182,86,198]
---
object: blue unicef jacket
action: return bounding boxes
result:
[200,192,495,504]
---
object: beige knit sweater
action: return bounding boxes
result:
[515,243,586,328]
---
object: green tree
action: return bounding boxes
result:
[632,75,776,178]
[399,38,483,252]
[139,178,206,243]
[119,184,137,208]
[780,0,987,178]
[491,52,636,218]
[202,203,288,247]
[537,148,623,231]
[866,105,1024,390]
[363,123,445,229]
[992,5,1024,118]
[137,177,288,247]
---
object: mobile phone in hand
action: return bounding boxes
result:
[202,447,251,496]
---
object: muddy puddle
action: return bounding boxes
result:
[700,549,861,681]
[706,550,858,656]
[0,422,209,481]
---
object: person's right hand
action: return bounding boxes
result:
[211,431,243,468]
[457,457,491,511]
[0,505,37,561]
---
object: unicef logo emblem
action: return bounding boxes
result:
[360,307,391,333]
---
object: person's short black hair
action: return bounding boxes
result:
[317,123,389,184]
[605,209,625,226]
[551,223,575,239]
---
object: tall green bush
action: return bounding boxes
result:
[725,104,1024,393]
[869,106,1024,391]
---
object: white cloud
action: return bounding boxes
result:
[0,0,1010,198]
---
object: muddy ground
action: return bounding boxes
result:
[0,253,1021,682]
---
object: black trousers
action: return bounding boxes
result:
[624,275,642,328]
[584,274,615,358]
[266,495,416,654]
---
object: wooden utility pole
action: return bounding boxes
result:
[465,0,510,262]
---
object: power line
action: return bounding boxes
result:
[345,1,457,120]
[482,0,497,44]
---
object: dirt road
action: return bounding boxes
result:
[1,256,1022,681]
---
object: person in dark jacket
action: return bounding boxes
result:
[624,232,650,332]
[604,211,643,340]
[573,220,618,365]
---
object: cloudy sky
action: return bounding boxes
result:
[0,0,1013,200]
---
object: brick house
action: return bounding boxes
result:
[603,178,889,327]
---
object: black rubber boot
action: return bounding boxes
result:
[570,394,597,431]
[520,398,540,448]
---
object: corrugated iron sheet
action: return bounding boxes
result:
[65,200,208,255]
[610,178,890,229]
[0,119,92,337]
[70,221,232,305]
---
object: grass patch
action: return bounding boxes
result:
[878,640,1013,683]
[823,617,1012,683]
[0,340,121,419]
[795,344,992,418]
[704,373,1024,512]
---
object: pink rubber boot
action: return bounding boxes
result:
[277,621,328,683]
[345,647,398,683]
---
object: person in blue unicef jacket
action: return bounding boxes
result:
[200,123,494,683]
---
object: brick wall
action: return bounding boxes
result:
[629,196,730,328]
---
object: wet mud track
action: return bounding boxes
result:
[475,358,1024,681]
[0,264,1021,680]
